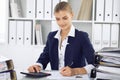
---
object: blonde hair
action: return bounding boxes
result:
[54,1,73,13]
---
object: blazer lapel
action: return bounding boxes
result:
[52,38,59,69]
[65,36,75,66]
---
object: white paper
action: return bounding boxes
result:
[46,70,90,80]
[98,66,120,75]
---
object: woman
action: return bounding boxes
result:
[28,1,95,76]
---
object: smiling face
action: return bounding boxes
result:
[54,10,73,31]
[54,2,73,31]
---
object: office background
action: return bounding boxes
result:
[0,0,120,70]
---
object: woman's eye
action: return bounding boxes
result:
[63,17,68,20]
[56,18,60,21]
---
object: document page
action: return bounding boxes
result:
[45,70,90,80]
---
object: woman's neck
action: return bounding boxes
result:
[61,27,70,37]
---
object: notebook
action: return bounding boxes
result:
[20,71,51,78]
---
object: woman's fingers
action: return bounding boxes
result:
[28,65,41,73]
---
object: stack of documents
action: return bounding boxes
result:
[99,55,120,68]
[98,47,120,57]
[0,55,17,80]
[95,47,120,75]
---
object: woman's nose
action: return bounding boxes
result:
[59,20,65,25]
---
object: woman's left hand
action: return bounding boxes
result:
[60,66,75,76]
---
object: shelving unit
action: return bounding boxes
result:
[93,0,120,51]
[94,21,120,24]
[7,0,120,51]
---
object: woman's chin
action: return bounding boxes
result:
[61,28,66,31]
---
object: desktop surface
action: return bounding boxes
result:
[16,70,90,80]
[16,69,120,80]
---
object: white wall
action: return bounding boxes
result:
[0,45,44,70]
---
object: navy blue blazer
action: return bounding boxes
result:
[37,29,95,70]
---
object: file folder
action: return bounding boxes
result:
[16,21,24,45]
[9,20,16,45]
[104,0,113,21]
[72,0,83,20]
[44,0,52,19]
[36,0,44,19]
[96,0,104,21]
[112,0,120,21]
[16,0,23,17]
[98,47,120,52]
[35,24,43,45]
[77,0,92,20]
[102,24,110,48]
[0,59,14,72]
[52,0,60,19]
[24,21,32,45]
[97,66,120,75]
[97,47,120,57]
[110,24,119,47]
[10,0,19,17]
[20,0,26,17]
[93,24,102,51]
[26,0,35,18]
[0,70,17,80]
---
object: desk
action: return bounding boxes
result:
[16,69,91,80]
[16,69,120,80]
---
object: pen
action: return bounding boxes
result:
[96,78,111,80]
[68,61,73,67]
[76,75,82,78]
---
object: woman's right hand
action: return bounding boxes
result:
[27,65,41,73]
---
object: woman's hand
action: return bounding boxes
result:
[60,66,75,76]
[60,66,87,76]
[27,65,41,73]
